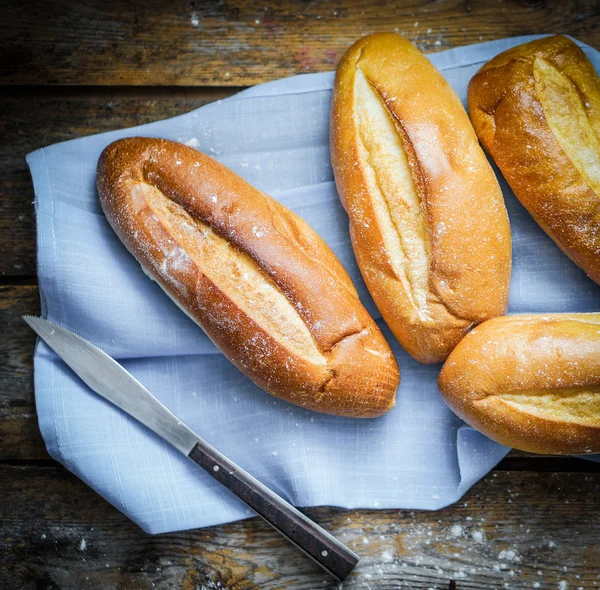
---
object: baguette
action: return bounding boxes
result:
[330,33,512,364]
[97,137,399,417]
[468,35,600,284]
[438,314,600,454]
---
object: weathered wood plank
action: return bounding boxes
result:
[2,0,599,86]
[0,284,45,460]
[1,465,599,589]
[0,89,236,276]
[4,1,600,276]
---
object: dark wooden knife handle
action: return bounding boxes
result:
[188,441,359,581]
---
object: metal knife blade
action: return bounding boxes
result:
[23,315,359,581]
[23,315,198,455]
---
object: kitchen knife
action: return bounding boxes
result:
[23,315,359,581]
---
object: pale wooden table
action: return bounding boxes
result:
[1,1,600,588]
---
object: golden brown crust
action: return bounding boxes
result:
[330,33,512,364]
[438,314,600,454]
[468,35,600,284]
[97,137,399,417]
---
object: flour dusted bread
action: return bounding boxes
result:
[97,137,399,417]
[469,35,600,284]
[439,314,600,454]
[330,33,512,364]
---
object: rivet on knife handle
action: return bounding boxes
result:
[188,441,359,581]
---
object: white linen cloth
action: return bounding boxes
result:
[27,36,600,534]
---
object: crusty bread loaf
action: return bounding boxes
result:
[330,33,512,364]
[438,314,600,454]
[97,137,399,417]
[468,35,600,284]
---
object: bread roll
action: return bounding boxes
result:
[330,33,512,364]
[438,314,600,454]
[468,35,600,284]
[97,137,399,417]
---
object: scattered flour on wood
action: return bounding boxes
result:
[498,549,519,562]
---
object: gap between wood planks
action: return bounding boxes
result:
[0,276,37,286]
[2,456,600,472]
[0,85,246,100]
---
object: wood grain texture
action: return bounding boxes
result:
[3,3,600,586]
[1,465,599,589]
[0,89,236,277]
[0,284,45,460]
[1,0,599,86]
[187,442,359,581]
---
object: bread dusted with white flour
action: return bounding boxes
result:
[469,35,600,285]
[97,137,399,417]
[439,314,600,455]
[330,33,512,364]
